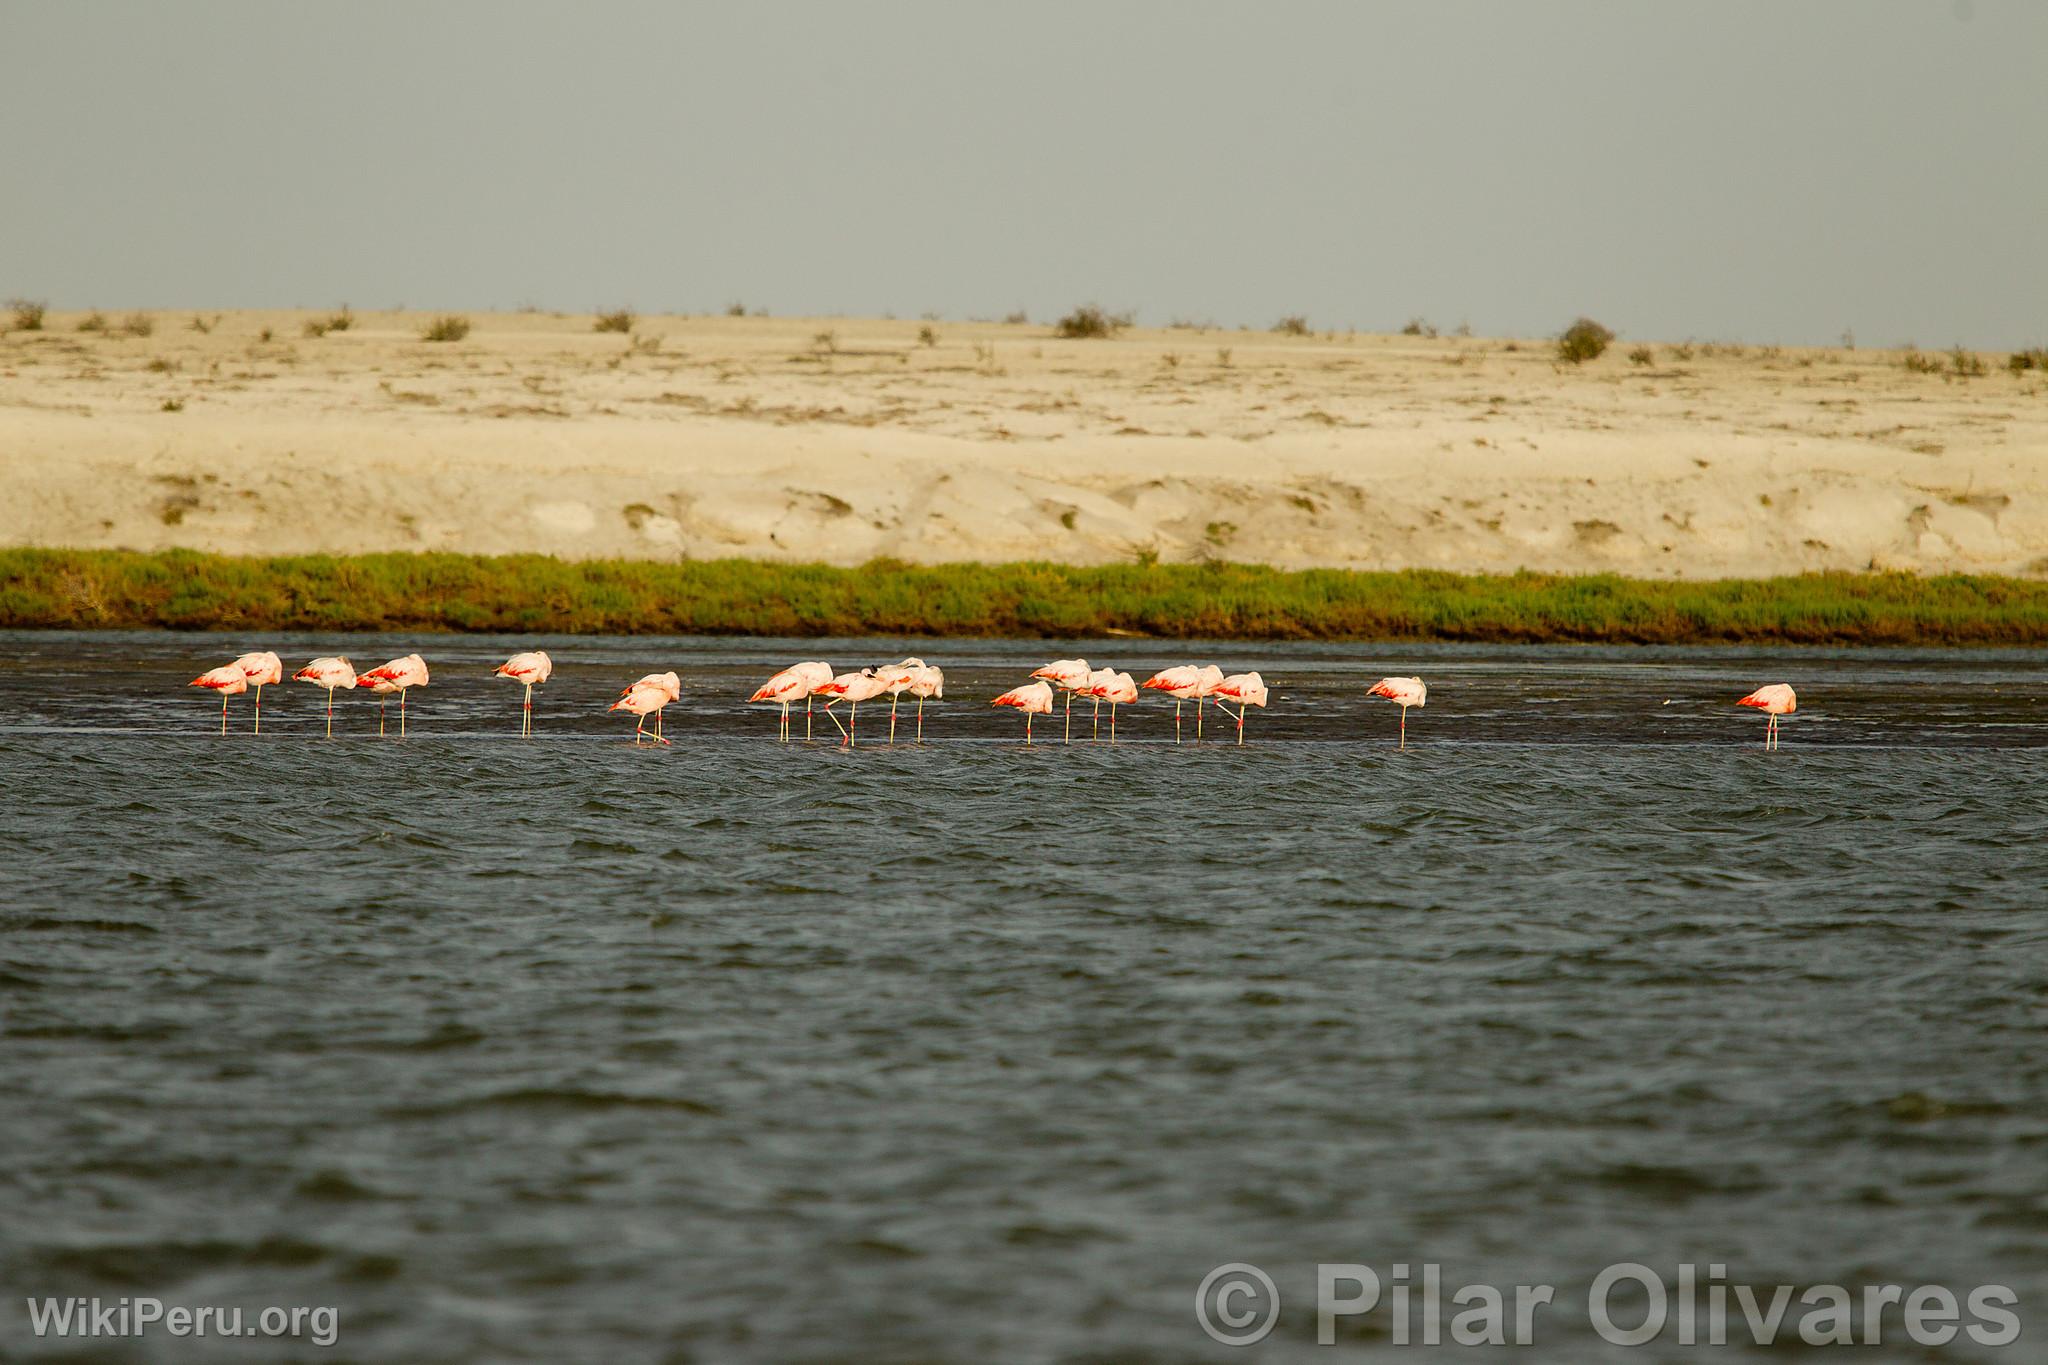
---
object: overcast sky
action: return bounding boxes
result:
[4,1,2042,346]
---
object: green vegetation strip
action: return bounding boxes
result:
[4,549,2048,644]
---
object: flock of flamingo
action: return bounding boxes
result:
[185,649,1803,747]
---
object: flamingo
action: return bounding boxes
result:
[1191,664,1225,741]
[907,663,944,743]
[494,651,553,737]
[356,654,429,736]
[1142,665,1205,743]
[293,656,358,737]
[992,679,1055,745]
[1368,676,1427,748]
[232,651,282,733]
[610,671,680,744]
[876,657,927,743]
[749,662,832,742]
[1738,683,1797,750]
[189,664,248,733]
[1088,670,1140,742]
[1211,671,1269,745]
[1030,658,1092,743]
[814,668,888,746]
[1079,666,1120,741]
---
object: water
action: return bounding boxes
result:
[3,632,2046,1361]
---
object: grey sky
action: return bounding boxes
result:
[4,1,2042,347]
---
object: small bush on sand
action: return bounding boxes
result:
[1272,315,1310,336]
[1055,305,1130,340]
[420,315,470,342]
[725,301,748,317]
[1901,350,1944,375]
[77,311,108,333]
[1628,345,1654,366]
[594,309,635,333]
[1401,317,1437,338]
[1002,310,1029,325]
[7,298,46,331]
[160,398,184,412]
[1556,317,1614,364]
[187,314,217,334]
[1949,346,1986,378]
[917,325,938,347]
[120,312,155,338]
[303,307,353,338]
[2009,348,2048,374]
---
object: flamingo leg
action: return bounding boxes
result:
[1174,699,1182,743]
[1026,712,1033,746]
[826,703,849,743]
[326,686,335,738]
[890,694,899,744]
[1196,699,1204,742]
[917,694,925,744]
[522,682,532,737]
[780,701,790,742]
[1092,696,1101,742]
[1111,701,1118,744]
[401,689,408,737]
[1400,705,1408,750]
[1064,692,1072,744]
[1236,703,1245,746]
[380,696,387,737]
[253,683,262,735]
[219,692,228,735]
[807,695,814,741]
[850,701,858,747]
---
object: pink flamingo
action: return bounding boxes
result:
[749,661,832,742]
[232,652,282,733]
[610,672,680,744]
[293,656,358,737]
[1030,658,1091,743]
[1088,670,1140,742]
[814,668,888,746]
[189,664,248,733]
[1737,683,1797,750]
[1368,676,1427,748]
[1081,666,1119,740]
[1211,671,1269,745]
[356,654,429,736]
[876,657,928,743]
[907,664,945,743]
[494,651,553,737]
[1142,665,1205,743]
[992,679,1055,745]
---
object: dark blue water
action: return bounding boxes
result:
[2,633,2045,1361]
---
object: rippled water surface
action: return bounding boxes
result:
[3,632,2046,1361]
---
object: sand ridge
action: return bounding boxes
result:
[4,310,2045,576]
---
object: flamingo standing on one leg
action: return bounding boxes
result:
[189,664,248,733]
[494,651,553,737]
[1738,683,1797,750]
[814,668,888,747]
[1211,671,1269,745]
[1030,659,1091,744]
[749,662,831,742]
[232,652,282,734]
[1081,667,1119,741]
[876,658,928,743]
[610,672,680,744]
[1142,665,1204,743]
[356,654,429,737]
[293,656,358,737]
[908,664,944,743]
[992,680,1055,745]
[1368,676,1427,748]
[1089,670,1139,742]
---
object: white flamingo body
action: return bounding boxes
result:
[610,671,680,744]
[494,650,553,736]
[815,668,888,745]
[1738,683,1797,749]
[1031,658,1092,742]
[232,650,283,734]
[749,661,832,741]
[1368,676,1427,747]
[190,664,248,734]
[293,656,356,737]
[357,654,429,737]
[992,679,1056,744]
[1212,671,1269,744]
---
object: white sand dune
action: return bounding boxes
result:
[4,310,2045,577]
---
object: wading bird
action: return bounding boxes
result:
[748,661,833,742]
[1368,676,1427,748]
[494,651,553,737]
[357,654,429,737]
[1088,669,1140,742]
[610,671,680,744]
[1142,665,1204,742]
[907,664,944,743]
[992,679,1055,745]
[189,664,248,733]
[815,668,888,746]
[1211,671,1269,745]
[232,651,283,733]
[294,656,358,737]
[1030,658,1092,743]
[1737,683,1797,750]
[877,657,928,743]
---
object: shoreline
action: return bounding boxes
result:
[7,550,2047,645]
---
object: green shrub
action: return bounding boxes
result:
[120,312,155,338]
[77,311,108,333]
[1628,345,1654,366]
[1054,305,1129,339]
[1556,317,1614,364]
[1273,315,1311,336]
[594,309,635,333]
[7,298,45,331]
[420,315,470,342]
